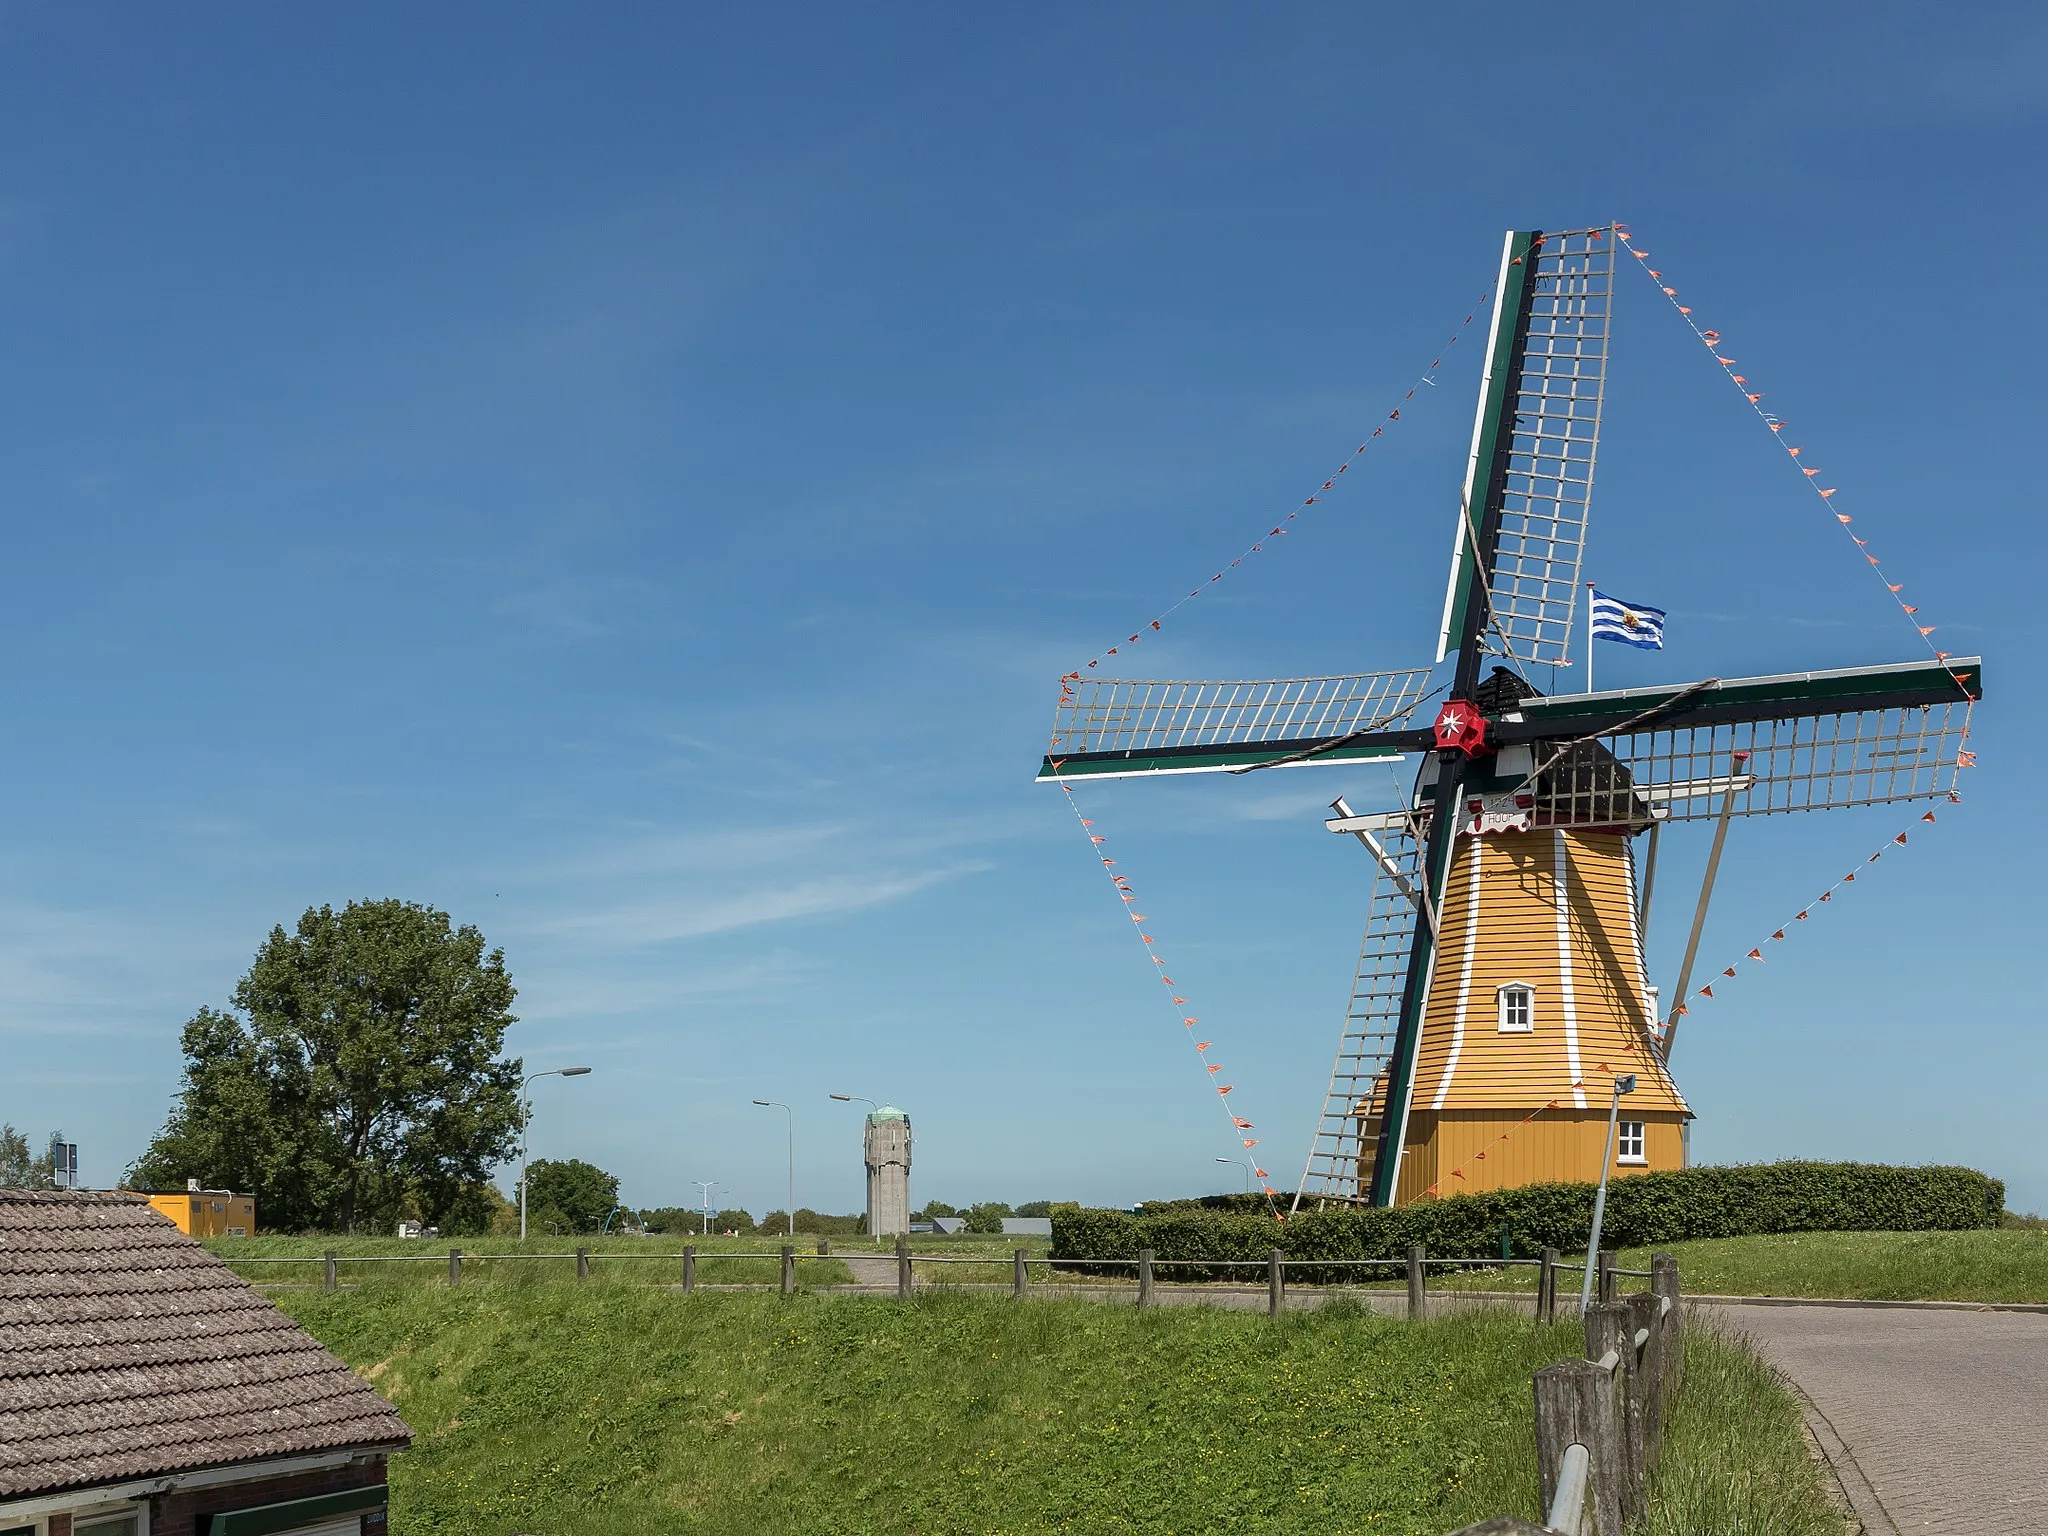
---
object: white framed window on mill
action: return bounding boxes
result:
[1497,984,1534,1033]
[1617,1121,1646,1164]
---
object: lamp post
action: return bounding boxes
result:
[520,1067,592,1240]
[753,1099,794,1237]
[1578,1073,1638,1314]
[1214,1156,1251,1193]
[693,1180,723,1236]
[829,1092,879,1112]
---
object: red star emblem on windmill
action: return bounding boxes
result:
[1432,700,1491,756]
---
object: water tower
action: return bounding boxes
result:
[862,1108,911,1237]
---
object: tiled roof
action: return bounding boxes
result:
[0,1190,408,1500]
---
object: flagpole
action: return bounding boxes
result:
[1585,580,1595,694]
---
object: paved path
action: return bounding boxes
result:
[1713,1303,2048,1534]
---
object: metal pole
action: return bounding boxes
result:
[1661,752,1749,1063]
[754,1100,795,1236]
[1637,821,1660,939]
[1585,579,1596,695]
[1579,1079,1628,1315]
[694,1180,719,1237]
[520,1067,592,1240]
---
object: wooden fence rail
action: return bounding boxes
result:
[1452,1252,1682,1536]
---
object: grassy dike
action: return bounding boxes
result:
[279,1284,1842,1536]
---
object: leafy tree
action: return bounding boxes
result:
[962,1200,1014,1233]
[0,1125,55,1189]
[522,1158,619,1234]
[1014,1200,1053,1218]
[712,1208,753,1235]
[639,1207,697,1234]
[756,1209,792,1236]
[915,1199,959,1221]
[128,900,524,1232]
[790,1207,863,1235]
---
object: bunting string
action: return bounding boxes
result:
[1049,770,1281,1214]
[1419,1063,1619,1200]
[1656,794,1967,1038]
[1066,287,1495,676]
[1612,223,1970,695]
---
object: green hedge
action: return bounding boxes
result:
[1051,1163,2003,1280]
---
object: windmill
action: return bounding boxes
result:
[1037,226,1980,1209]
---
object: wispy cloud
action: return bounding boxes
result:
[535,863,986,947]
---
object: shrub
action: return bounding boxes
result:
[1052,1162,2003,1277]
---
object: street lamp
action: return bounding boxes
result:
[829,1093,879,1112]
[1215,1157,1251,1193]
[1579,1074,1638,1315]
[753,1099,794,1237]
[520,1067,592,1240]
[693,1179,723,1236]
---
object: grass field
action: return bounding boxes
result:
[278,1284,1841,1535]
[1410,1229,2048,1305]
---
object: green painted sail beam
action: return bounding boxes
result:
[1435,230,1542,664]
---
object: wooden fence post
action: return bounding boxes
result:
[576,1245,590,1280]
[1013,1248,1028,1299]
[1537,1247,1558,1325]
[817,1237,829,1257]
[1625,1290,1666,1472]
[1651,1253,1683,1394]
[1137,1249,1154,1308]
[682,1244,696,1293]
[1268,1248,1284,1317]
[448,1248,461,1286]
[1533,1357,1626,1536]
[323,1250,337,1292]
[896,1235,912,1301]
[1406,1244,1426,1320]
[1597,1249,1617,1305]
[1583,1303,1644,1519]
[780,1245,796,1296]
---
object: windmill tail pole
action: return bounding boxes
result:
[1661,752,1749,1063]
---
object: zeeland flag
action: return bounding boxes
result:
[1590,589,1666,650]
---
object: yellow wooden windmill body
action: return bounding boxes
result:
[1377,825,1690,1203]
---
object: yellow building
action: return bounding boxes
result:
[1363,824,1690,1203]
[145,1187,255,1237]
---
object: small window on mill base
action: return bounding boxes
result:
[1497,983,1534,1033]
[1617,1121,1646,1164]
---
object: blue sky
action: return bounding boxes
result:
[1,5,2041,1218]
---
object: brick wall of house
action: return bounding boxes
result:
[148,1456,389,1536]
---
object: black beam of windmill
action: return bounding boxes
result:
[1038,226,1980,1208]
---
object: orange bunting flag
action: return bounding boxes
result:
[1217,1085,1233,1095]
[1844,872,1856,882]
[1889,583,1903,592]
[1716,356,1737,366]
[1958,750,1977,767]
[1745,391,1760,401]
[1702,330,1721,343]
[1922,811,1937,823]
[1819,488,1837,498]
[1140,935,1154,944]
[1679,306,1692,315]
[1700,985,1714,999]
[1895,832,1909,845]
[1194,1041,1211,1051]
[1902,605,1918,614]
[1206,1063,1221,1075]
[1254,1168,1268,1180]
[1232,1117,1253,1129]
[1772,929,1786,941]
[1919,625,1936,635]
[1796,911,1809,920]
[1722,967,1737,977]
[1787,446,1802,456]
[1242,1138,1259,1149]
[1803,467,1820,476]
[1171,997,1185,1004]
[1675,1005,1688,1018]
[1662,287,1677,296]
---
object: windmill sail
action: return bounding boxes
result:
[1295,823,1421,1207]
[1040,668,1435,780]
[1436,227,1615,669]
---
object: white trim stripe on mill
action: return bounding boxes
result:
[1552,831,1587,1109]
[1429,840,1484,1110]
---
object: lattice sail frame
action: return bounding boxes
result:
[1050,670,1435,764]
[1486,228,1614,665]
[1295,825,1421,1208]
[1518,699,1973,828]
